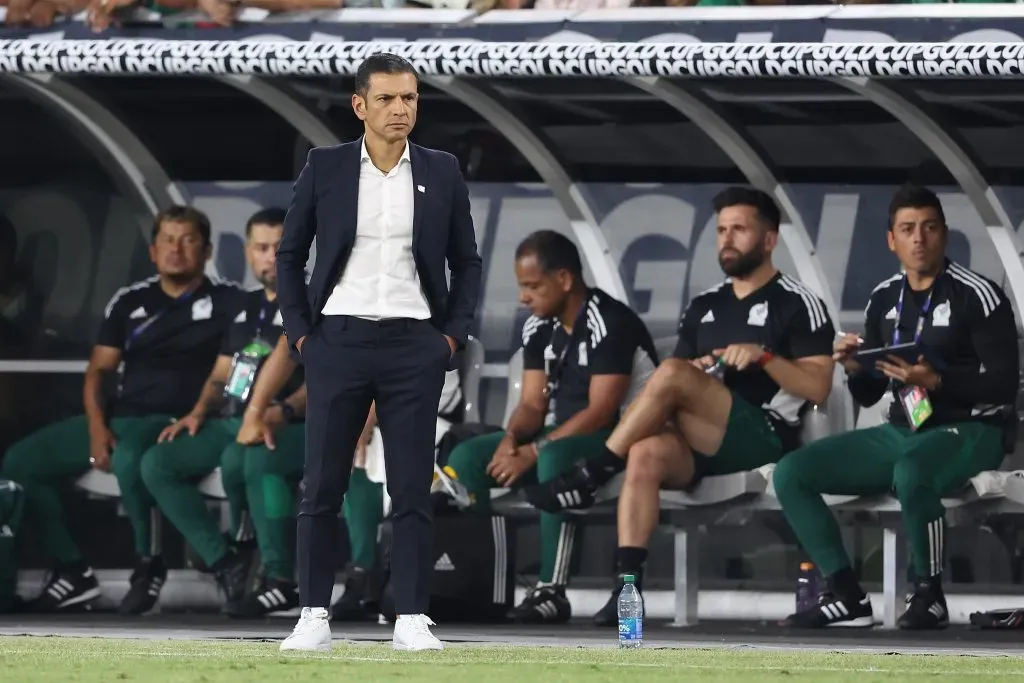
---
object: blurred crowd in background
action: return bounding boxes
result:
[1,0,1019,34]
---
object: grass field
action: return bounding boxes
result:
[2,636,1024,683]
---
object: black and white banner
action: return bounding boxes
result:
[4,39,1024,78]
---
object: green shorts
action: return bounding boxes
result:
[692,392,785,483]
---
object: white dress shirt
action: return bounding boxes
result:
[321,139,432,320]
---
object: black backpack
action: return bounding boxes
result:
[371,510,515,623]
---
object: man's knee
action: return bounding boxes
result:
[771,455,802,498]
[219,444,245,483]
[298,470,347,516]
[623,438,670,488]
[241,446,272,481]
[892,457,929,502]
[536,439,588,482]
[646,358,701,403]
[445,437,492,481]
[138,446,169,488]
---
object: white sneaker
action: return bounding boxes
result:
[280,607,332,652]
[392,614,443,651]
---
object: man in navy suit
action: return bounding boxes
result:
[274,53,482,652]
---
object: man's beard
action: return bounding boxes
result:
[164,270,202,286]
[719,245,765,278]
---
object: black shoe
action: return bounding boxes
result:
[594,571,645,627]
[783,591,875,628]
[213,551,251,604]
[332,566,374,621]
[509,584,572,624]
[226,578,300,619]
[524,464,599,513]
[898,581,949,630]
[118,556,167,615]
[29,566,101,613]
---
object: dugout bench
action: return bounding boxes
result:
[490,343,1024,629]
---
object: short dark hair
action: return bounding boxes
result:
[712,186,781,231]
[152,205,211,246]
[888,184,946,230]
[246,207,287,237]
[515,230,583,280]
[355,53,418,98]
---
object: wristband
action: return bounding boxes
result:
[758,350,775,367]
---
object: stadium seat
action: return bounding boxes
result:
[461,335,485,425]
[653,335,677,362]
[75,470,123,498]
[196,468,226,499]
[502,348,524,429]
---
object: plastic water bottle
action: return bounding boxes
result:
[705,357,726,381]
[617,574,643,648]
[800,405,830,445]
[796,561,821,613]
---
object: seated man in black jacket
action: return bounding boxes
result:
[774,185,1020,630]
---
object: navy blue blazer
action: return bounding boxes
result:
[276,139,483,358]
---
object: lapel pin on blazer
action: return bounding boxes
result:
[417,185,426,193]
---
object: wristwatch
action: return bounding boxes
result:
[273,400,296,423]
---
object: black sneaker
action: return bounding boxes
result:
[118,556,167,615]
[29,567,101,613]
[509,584,572,624]
[213,551,251,604]
[898,581,949,630]
[332,566,374,621]
[524,464,598,513]
[226,578,299,619]
[783,591,875,628]
[593,571,645,627]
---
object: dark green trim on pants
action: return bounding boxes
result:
[446,427,611,585]
[773,421,1004,578]
[0,414,172,562]
[219,425,305,581]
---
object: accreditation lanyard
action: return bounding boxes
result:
[892,275,939,347]
[253,298,272,340]
[544,294,591,400]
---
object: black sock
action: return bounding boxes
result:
[917,572,943,596]
[60,559,90,576]
[826,566,865,602]
[585,446,626,486]
[615,547,648,575]
[210,551,238,573]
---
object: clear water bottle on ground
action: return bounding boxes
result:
[796,561,821,613]
[617,574,643,649]
[705,357,726,381]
